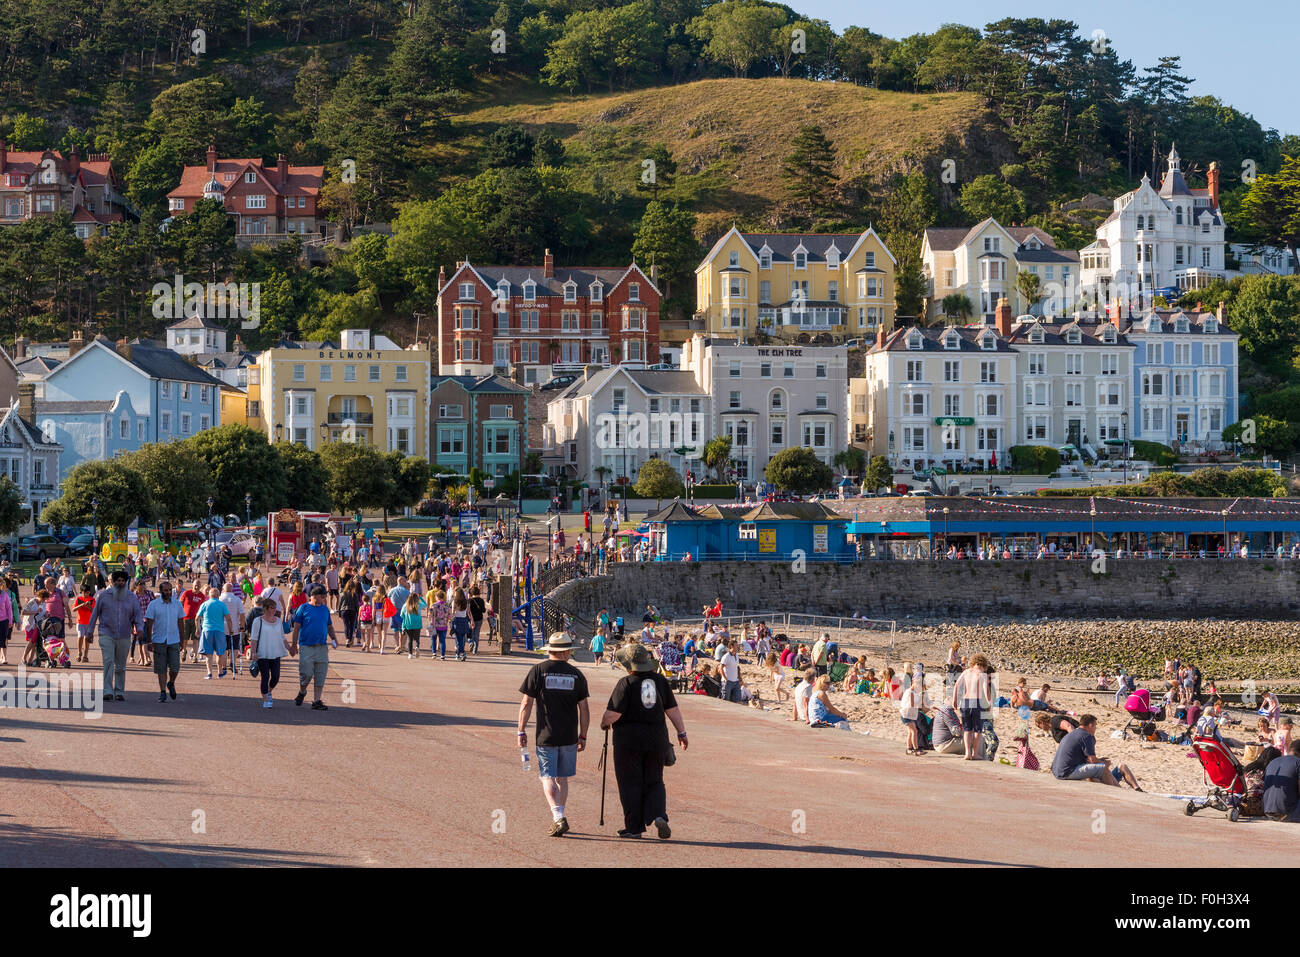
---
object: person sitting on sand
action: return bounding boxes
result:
[1096,671,1110,691]
[874,667,901,701]
[1009,678,1033,709]
[932,706,965,754]
[855,668,877,695]
[790,667,816,724]
[842,656,867,694]
[809,676,851,730]
[692,662,721,698]
[1034,711,1079,744]
[1030,683,1064,714]
[1275,717,1294,755]
[1050,714,1142,791]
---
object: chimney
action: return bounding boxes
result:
[650,263,658,284]
[438,265,446,291]
[115,338,132,362]
[276,153,288,185]
[67,147,80,178]
[68,330,86,357]
[543,248,554,279]
[994,297,1013,337]
[0,138,6,172]
[17,382,34,423]
[233,334,244,353]
[1216,301,1227,323]
[1207,161,1220,211]
[206,144,217,174]
[13,335,27,360]
[875,327,885,349]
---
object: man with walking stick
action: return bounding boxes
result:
[517,632,589,837]
[601,642,688,839]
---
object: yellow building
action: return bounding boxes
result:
[253,329,428,456]
[694,228,896,346]
[219,386,259,430]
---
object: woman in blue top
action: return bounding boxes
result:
[401,592,427,659]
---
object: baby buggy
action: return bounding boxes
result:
[35,625,71,669]
[1184,735,1246,822]
[1122,688,1164,736]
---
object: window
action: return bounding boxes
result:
[864,252,875,268]
[943,333,960,351]
[943,394,961,416]
[590,283,603,302]
[439,428,465,455]
[760,362,771,378]
[120,418,129,439]
[826,247,839,268]
[907,393,927,416]
[319,365,332,383]
[902,426,927,452]
[1024,382,1049,407]
[1143,373,1164,396]
[438,404,464,419]
[738,522,757,541]
[564,282,577,302]
[1174,373,1191,397]
[1028,353,1046,375]
[200,415,210,431]
[612,388,626,412]
[523,281,536,302]
[770,423,784,446]
[293,396,308,416]
[1174,343,1191,365]
[161,412,172,432]
[943,360,960,382]
[815,363,827,378]
[759,281,771,304]
[561,311,579,332]
[293,364,305,382]
[139,421,147,441]
[369,365,381,381]
[794,252,806,269]
[760,251,771,269]
[906,360,924,382]
[729,391,741,409]
[628,283,640,301]
[1100,354,1118,376]
[1205,343,1220,365]
[815,394,828,410]
[394,428,412,454]
[977,428,999,452]
[980,334,997,352]
[976,393,998,416]
[520,341,540,363]
[1065,383,1083,407]
[827,281,838,303]
[246,194,267,209]
[182,383,191,400]
[395,365,409,383]
[729,361,741,378]
[729,251,739,267]
[181,413,191,434]
[1025,415,1048,442]
[1066,354,1082,375]
[802,423,828,448]
[294,427,308,444]
[979,361,997,383]
[783,363,795,379]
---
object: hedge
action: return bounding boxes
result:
[1130,440,1178,466]
[1008,445,1061,474]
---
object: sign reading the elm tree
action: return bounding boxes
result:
[934,417,974,426]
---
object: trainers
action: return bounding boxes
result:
[653,816,671,840]
[263,696,273,709]
[114,694,125,701]
[311,700,328,711]
[407,653,413,659]
[616,830,642,839]
[548,817,569,837]
[219,669,228,678]
[167,680,176,700]
[294,690,307,706]
[204,673,212,680]
[158,692,167,703]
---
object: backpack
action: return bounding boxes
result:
[359,601,373,622]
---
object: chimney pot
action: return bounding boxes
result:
[1207,161,1221,211]
[1216,301,1227,322]
[13,335,27,360]
[994,298,1013,338]
[543,248,554,279]
[17,382,35,424]
[875,327,885,349]
[206,144,217,174]
[115,338,132,362]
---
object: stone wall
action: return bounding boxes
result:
[546,559,1300,622]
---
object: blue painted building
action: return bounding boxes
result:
[35,336,224,479]
[1127,307,1238,450]
[647,500,853,561]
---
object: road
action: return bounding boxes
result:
[1,629,1294,867]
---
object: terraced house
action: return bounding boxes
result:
[0,141,132,237]
[436,250,661,385]
[695,229,896,346]
[430,375,530,478]
[253,329,428,456]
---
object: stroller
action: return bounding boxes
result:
[1184,735,1247,822]
[1122,688,1164,737]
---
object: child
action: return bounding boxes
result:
[429,589,450,660]
[401,592,426,659]
[590,627,606,665]
[21,590,45,666]
[765,652,790,702]
[72,585,95,664]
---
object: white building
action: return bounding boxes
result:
[863,308,1018,472]
[679,334,848,479]
[1227,243,1296,278]
[1080,145,1225,314]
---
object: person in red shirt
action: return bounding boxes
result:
[180,578,205,663]
[72,584,96,663]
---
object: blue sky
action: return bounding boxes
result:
[810,0,1299,134]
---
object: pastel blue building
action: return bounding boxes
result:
[647,500,852,561]
[34,336,224,479]
[1127,307,1238,450]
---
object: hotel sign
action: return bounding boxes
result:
[756,348,803,357]
[934,417,974,426]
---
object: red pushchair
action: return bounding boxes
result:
[1184,735,1246,822]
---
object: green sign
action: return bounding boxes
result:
[934,417,974,426]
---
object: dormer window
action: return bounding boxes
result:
[1029,327,1044,344]
[496,279,509,303]
[523,280,536,302]
[1066,329,1082,345]
[906,332,923,350]
[1204,318,1218,333]
[826,246,840,268]
[794,251,807,269]
[590,282,603,302]
[729,251,739,267]
[1175,317,1189,333]
[760,249,772,269]
[1101,327,1116,344]
[1147,317,1161,332]
[943,332,960,351]
[981,334,996,351]
[564,281,577,303]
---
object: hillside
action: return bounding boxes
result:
[455,78,1012,236]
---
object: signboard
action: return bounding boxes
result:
[934,417,974,426]
[277,541,295,564]
[483,477,496,490]
[812,524,828,553]
[459,510,481,533]
[127,526,138,545]
[758,528,777,553]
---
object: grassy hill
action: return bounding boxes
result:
[454,77,1013,236]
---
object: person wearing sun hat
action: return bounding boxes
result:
[600,641,688,839]
[518,631,590,837]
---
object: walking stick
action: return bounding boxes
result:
[598,726,609,827]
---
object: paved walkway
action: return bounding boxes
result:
[2,635,1295,867]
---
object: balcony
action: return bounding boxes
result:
[327,412,374,425]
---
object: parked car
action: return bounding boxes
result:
[213,529,259,557]
[540,374,578,391]
[15,534,72,560]
[906,489,934,497]
[66,533,96,556]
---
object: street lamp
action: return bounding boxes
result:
[91,497,99,551]
[1222,508,1229,557]
[206,496,215,549]
[245,491,252,529]
[319,421,329,447]
[1121,410,1129,485]
[943,505,950,554]
[275,423,283,443]
[1090,507,1097,554]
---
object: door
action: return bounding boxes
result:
[1175,414,1190,445]
[1066,419,1082,448]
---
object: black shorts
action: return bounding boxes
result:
[960,706,984,732]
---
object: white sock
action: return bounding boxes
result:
[552,806,564,821]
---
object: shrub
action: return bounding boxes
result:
[1008,445,1061,474]
[690,484,737,498]
[1130,440,1178,466]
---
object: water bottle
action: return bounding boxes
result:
[520,748,531,772]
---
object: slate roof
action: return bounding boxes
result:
[870,326,1014,353]
[923,221,1055,252]
[33,399,115,414]
[737,233,863,263]
[434,374,530,394]
[120,341,227,387]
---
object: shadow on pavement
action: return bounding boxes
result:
[558,834,1025,866]
[0,822,341,867]
[0,766,178,788]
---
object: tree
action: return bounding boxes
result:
[380,451,432,531]
[541,2,666,93]
[43,461,152,536]
[689,1,786,78]
[702,435,733,482]
[1242,155,1300,273]
[319,442,393,515]
[0,476,24,535]
[186,425,286,517]
[864,455,894,493]
[484,124,536,170]
[119,443,214,529]
[894,255,927,319]
[958,174,1026,224]
[765,447,834,495]
[1228,275,1300,363]
[631,201,698,312]
[1016,270,1042,315]
[1224,416,1296,458]
[833,448,866,477]
[780,124,838,222]
[635,144,677,200]
[633,458,685,509]
[941,293,973,322]
[275,442,331,512]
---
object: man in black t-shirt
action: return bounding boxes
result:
[518,633,590,837]
[601,642,688,839]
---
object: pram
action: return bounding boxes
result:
[35,633,71,669]
[1184,735,1247,822]
[1122,688,1165,736]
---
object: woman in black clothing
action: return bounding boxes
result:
[1034,711,1079,743]
[337,579,362,647]
[468,584,486,654]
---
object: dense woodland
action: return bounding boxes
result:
[5,1,1300,450]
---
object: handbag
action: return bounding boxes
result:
[1015,738,1039,771]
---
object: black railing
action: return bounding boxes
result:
[327,412,374,424]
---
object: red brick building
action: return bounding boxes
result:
[436,249,661,384]
[0,142,131,237]
[166,145,324,240]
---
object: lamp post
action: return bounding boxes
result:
[206,495,215,549]
[880,519,888,560]
[1121,410,1129,484]
[245,491,252,530]
[1222,508,1229,557]
[275,423,283,443]
[1090,507,1096,554]
[91,497,99,551]
[943,505,950,554]
[319,421,328,448]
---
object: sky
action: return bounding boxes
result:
[810,0,1300,135]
